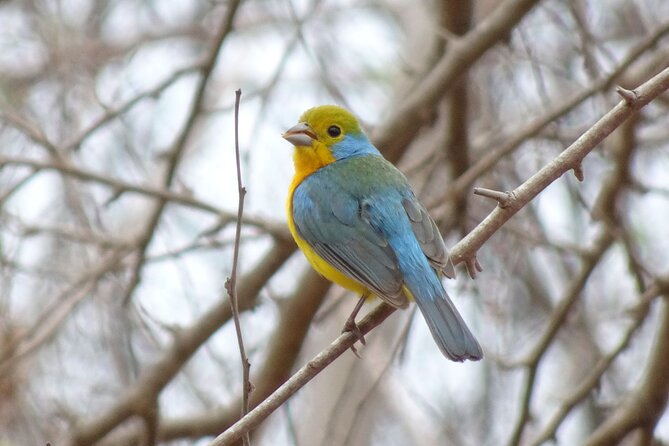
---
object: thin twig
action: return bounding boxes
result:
[63,66,200,152]
[224,89,252,446]
[615,85,639,105]
[472,187,514,207]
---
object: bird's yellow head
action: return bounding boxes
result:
[283,105,362,148]
[283,105,379,176]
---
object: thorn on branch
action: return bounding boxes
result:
[473,187,514,208]
[572,162,584,182]
[464,256,482,279]
[616,86,639,105]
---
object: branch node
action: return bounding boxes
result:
[474,258,483,273]
[615,86,639,105]
[473,187,514,208]
[464,256,481,279]
[572,162,584,182]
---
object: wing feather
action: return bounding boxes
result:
[293,181,408,308]
[402,198,454,278]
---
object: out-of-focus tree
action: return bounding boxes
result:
[1,0,669,445]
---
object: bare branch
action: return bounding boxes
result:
[223,89,252,446]
[447,21,669,200]
[117,0,242,307]
[209,303,397,446]
[450,65,669,267]
[374,0,543,162]
[586,297,669,446]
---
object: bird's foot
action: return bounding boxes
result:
[342,316,366,358]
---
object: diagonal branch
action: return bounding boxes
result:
[373,0,543,161]
[448,20,669,200]
[450,65,669,270]
[209,303,398,446]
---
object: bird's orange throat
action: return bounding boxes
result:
[291,142,336,186]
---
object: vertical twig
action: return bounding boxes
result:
[225,88,252,446]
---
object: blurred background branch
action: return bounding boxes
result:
[1,0,669,445]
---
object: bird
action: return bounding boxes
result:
[282,105,482,362]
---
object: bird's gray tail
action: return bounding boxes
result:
[409,286,482,362]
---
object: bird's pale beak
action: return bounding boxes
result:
[282,122,317,147]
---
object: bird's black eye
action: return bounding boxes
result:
[327,125,341,137]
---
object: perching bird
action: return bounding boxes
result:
[283,105,482,362]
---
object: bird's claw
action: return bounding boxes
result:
[342,317,366,357]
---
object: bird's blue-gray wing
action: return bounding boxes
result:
[292,179,408,308]
[402,197,454,278]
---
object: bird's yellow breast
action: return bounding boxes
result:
[287,144,368,295]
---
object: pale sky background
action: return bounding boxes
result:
[1,0,669,444]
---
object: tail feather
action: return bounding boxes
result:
[411,288,482,362]
[385,217,482,361]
